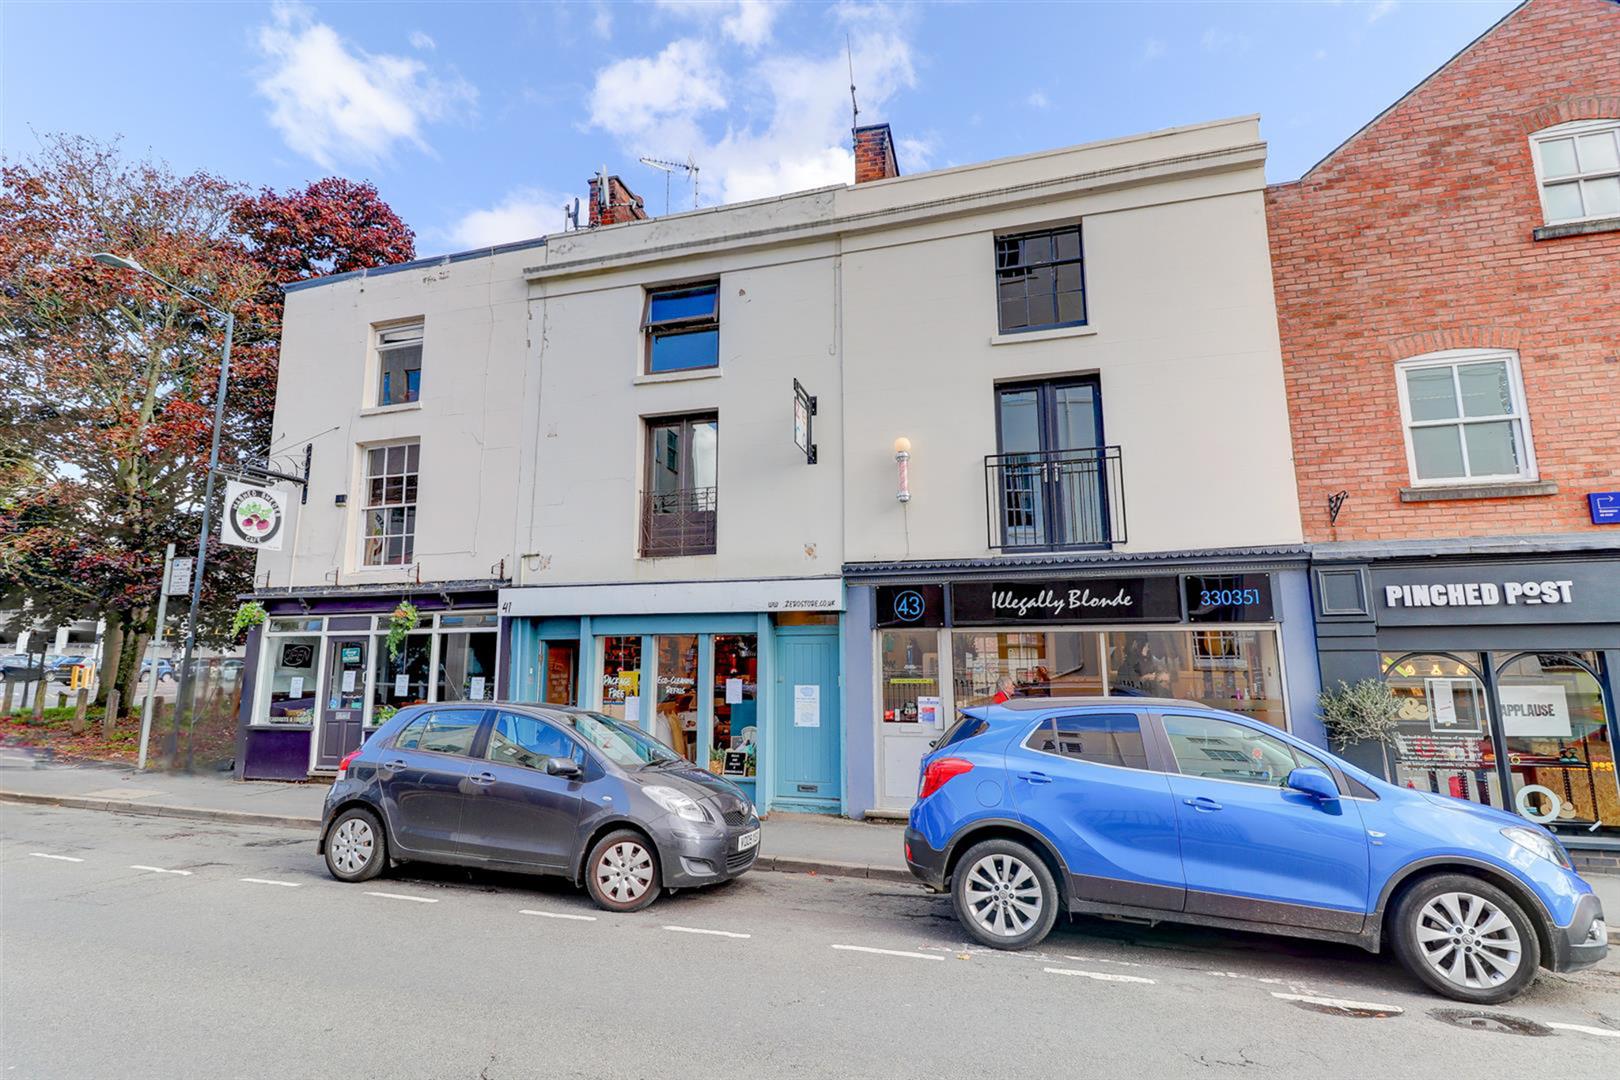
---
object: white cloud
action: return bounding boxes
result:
[1026,90,1050,110]
[254,3,476,169]
[409,30,435,50]
[592,2,613,40]
[1141,38,1167,62]
[587,3,917,205]
[1367,1,1398,24]
[655,0,781,49]
[447,187,575,248]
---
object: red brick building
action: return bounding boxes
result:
[1268,0,1619,543]
[1270,0,1620,851]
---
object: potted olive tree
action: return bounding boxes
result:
[1317,678,1403,778]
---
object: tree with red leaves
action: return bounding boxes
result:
[0,136,413,716]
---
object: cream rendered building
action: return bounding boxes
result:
[241,117,1316,820]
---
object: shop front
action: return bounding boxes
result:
[236,581,503,780]
[499,578,844,815]
[843,550,1320,817]
[1312,544,1620,847]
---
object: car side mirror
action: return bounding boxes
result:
[1286,767,1339,802]
[546,757,583,780]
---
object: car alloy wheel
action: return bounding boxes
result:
[330,817,377,876]
[1414,891,1523,990]
[963,851,1044,938]
[596,841,655,904]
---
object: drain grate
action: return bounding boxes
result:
[1430,1009,1554,1037]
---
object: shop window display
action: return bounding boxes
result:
[710,634,758,777]
[261,635,319,724]
[1105,630,1285,729]
[881,630,940,723]
[600,636,642,724]
[1496,651,1615,828]
[652,635,700,761]
[372,633,431,726]
[438,631,496,703]
[952,631,1102,707]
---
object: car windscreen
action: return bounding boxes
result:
[563,712,685,769]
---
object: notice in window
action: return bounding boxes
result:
[725,677,744,704]
[794,684,821,728]
[289,676,304,699]
[624,695,642,729]
[918,695,943,729]
[470,676,486,701]
[341,670,356,693]
[394,674,409,698]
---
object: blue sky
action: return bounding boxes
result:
[3,1,1519,256]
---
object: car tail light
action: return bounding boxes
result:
[919,757,973,800]
[336,749,363,780]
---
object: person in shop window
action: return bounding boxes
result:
[992,675,1018,704]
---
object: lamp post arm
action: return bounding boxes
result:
[132,263,229,319]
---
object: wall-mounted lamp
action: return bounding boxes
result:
[893,437,912,503]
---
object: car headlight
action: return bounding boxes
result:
[1501,826,1571,869]
[644,785,708,823]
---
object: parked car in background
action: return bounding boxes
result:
[140,659,175,682]
[905,697,1607,1004]
[318,703,761,912]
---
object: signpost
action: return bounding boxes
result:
[138,543,176,770]
[793,379,817,465]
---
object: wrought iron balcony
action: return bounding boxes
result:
[640,486,718,557]
[985,446,1125,551]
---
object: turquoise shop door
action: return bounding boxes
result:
[772,628,841,812]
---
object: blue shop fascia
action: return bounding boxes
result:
[496,577,847,816]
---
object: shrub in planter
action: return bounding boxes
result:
[1317,678,1403,752]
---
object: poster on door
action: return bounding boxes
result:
[1498,685,1572,737]
[793,684,821,727]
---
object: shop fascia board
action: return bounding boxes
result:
[523,142,1266,284]
[843,545,1309,584]
[1309,534,1620,565]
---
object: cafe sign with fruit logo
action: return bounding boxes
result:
[222,480,288,551]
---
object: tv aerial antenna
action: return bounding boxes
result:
[639,155,700,213]
[847,33,859,138]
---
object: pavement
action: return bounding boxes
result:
[0,749,910,881]
[3,803,1617,1079]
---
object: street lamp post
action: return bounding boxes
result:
[92,253,234,769]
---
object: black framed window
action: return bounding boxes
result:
[645,282,719,373]
[989,377,1115,549]
[642,413,718,556]
[994,224,1086,333]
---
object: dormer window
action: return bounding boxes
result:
[1530,120,1620,225]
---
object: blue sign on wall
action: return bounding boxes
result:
[1590,492,1620,525]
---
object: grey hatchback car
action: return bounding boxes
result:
[318,702,761,911]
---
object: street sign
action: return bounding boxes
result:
[793,379,817,465]
[165,558,194,596]
[1590,491,1620,525]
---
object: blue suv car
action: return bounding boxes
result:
[905,697,1607,1004]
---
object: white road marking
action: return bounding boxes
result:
[1547,1022,1620,1039]
[28,853,84,862]
[129,865,192,875]
[1271,992,1403,1015]
[239,877,300,887]
[1205,970,1286,985]
[365,891,438,904]
[1063,954,1146,968]
[1044,966,1156,984]
[520,909,597,922]
[831,944,944,961]
[663,925,751,939]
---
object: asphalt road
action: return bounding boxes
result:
[3,804,1617,1079]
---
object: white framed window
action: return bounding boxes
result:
[361,440,420,566]
[1394,349,1536,486]
[1529,119,1620,225]
[374,321,424,406]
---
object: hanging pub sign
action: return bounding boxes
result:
[792,379,817,465]
[952,577,1181,626]
[221,480,288,550]
[1184,574,1276,623]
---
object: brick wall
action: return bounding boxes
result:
[854,124,900,184]
[1266,0,1620,543]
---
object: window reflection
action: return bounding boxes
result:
[711,634,758,777]
[881,630,939,723]
[600,636,642,725]
[652,635,700,761]
[1496,651,1615,828]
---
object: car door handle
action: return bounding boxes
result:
[470,772,496,787]
[1183,796,1223,812]
[382,759,407,773]
[1017,771,1052,785]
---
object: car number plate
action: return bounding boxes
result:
[737,829,760,853]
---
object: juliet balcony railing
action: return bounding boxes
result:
[640,486,718,557]
[985,446,1125,551]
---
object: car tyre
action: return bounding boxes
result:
[951,838,1059,950]
[324,807,387,883]
[1390,873,1541,1004]
[584,829,662,913]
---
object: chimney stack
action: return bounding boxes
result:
[587,173,649,227]
[853,123,900,184]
